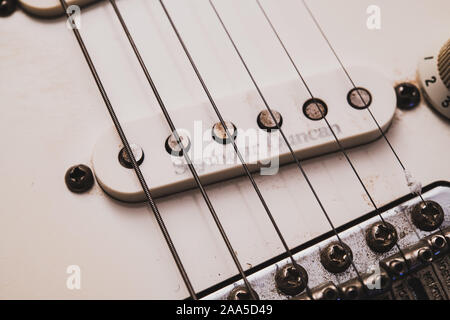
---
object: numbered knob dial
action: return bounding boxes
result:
[418,39,450,119]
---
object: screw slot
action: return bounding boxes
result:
[65,164,94,193]
[275,263,308,296]
[366,222,398,253]
[411,200,444,231]
[320,241,353,273]
[70,167,86,181]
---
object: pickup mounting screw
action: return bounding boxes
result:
[0,0,17,17]
[411,200,444,231]
[65,164,94,193]
[365,221,398,253]
[275,263,308,296]
[395,83,421,110]
[320,241,353,273]
[227,285,259,300]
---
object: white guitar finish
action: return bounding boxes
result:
[1,0,449,299]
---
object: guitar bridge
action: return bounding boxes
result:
[201,182,450,300]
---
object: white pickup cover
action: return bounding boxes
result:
[92,66,396,202]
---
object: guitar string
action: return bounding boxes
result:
[58,0,197,299]
[57,0,438,300]
[208,0,364,292]
[300,0,445,235]
[301,0,446,239]
[301,0,425,200]
[255,0,411,267]
[302,8,449,299]
[108,0,256,300]
[158,0,309,290]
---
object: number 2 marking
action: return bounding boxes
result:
[425,76,437,87]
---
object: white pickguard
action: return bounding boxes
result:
[1,0,449,299]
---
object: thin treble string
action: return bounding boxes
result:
[108,0,256,300]
[158,0,306,282]
[58,0,197,299]
[300,0,443,236]
[208,0,364,292]
[255,0,410,267]
[301,0,426,206]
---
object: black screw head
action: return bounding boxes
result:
[395,83,421,110]
[365,222,398,253]
[411,200,444,231]
[65,164,94,193]
[320,241,353,273]
[227,285,259,300]
[0,0,17,17]
[275,263,308,296]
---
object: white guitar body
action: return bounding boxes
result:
[1,0,449,299]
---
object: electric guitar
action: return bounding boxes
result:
[1,0,449,300]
